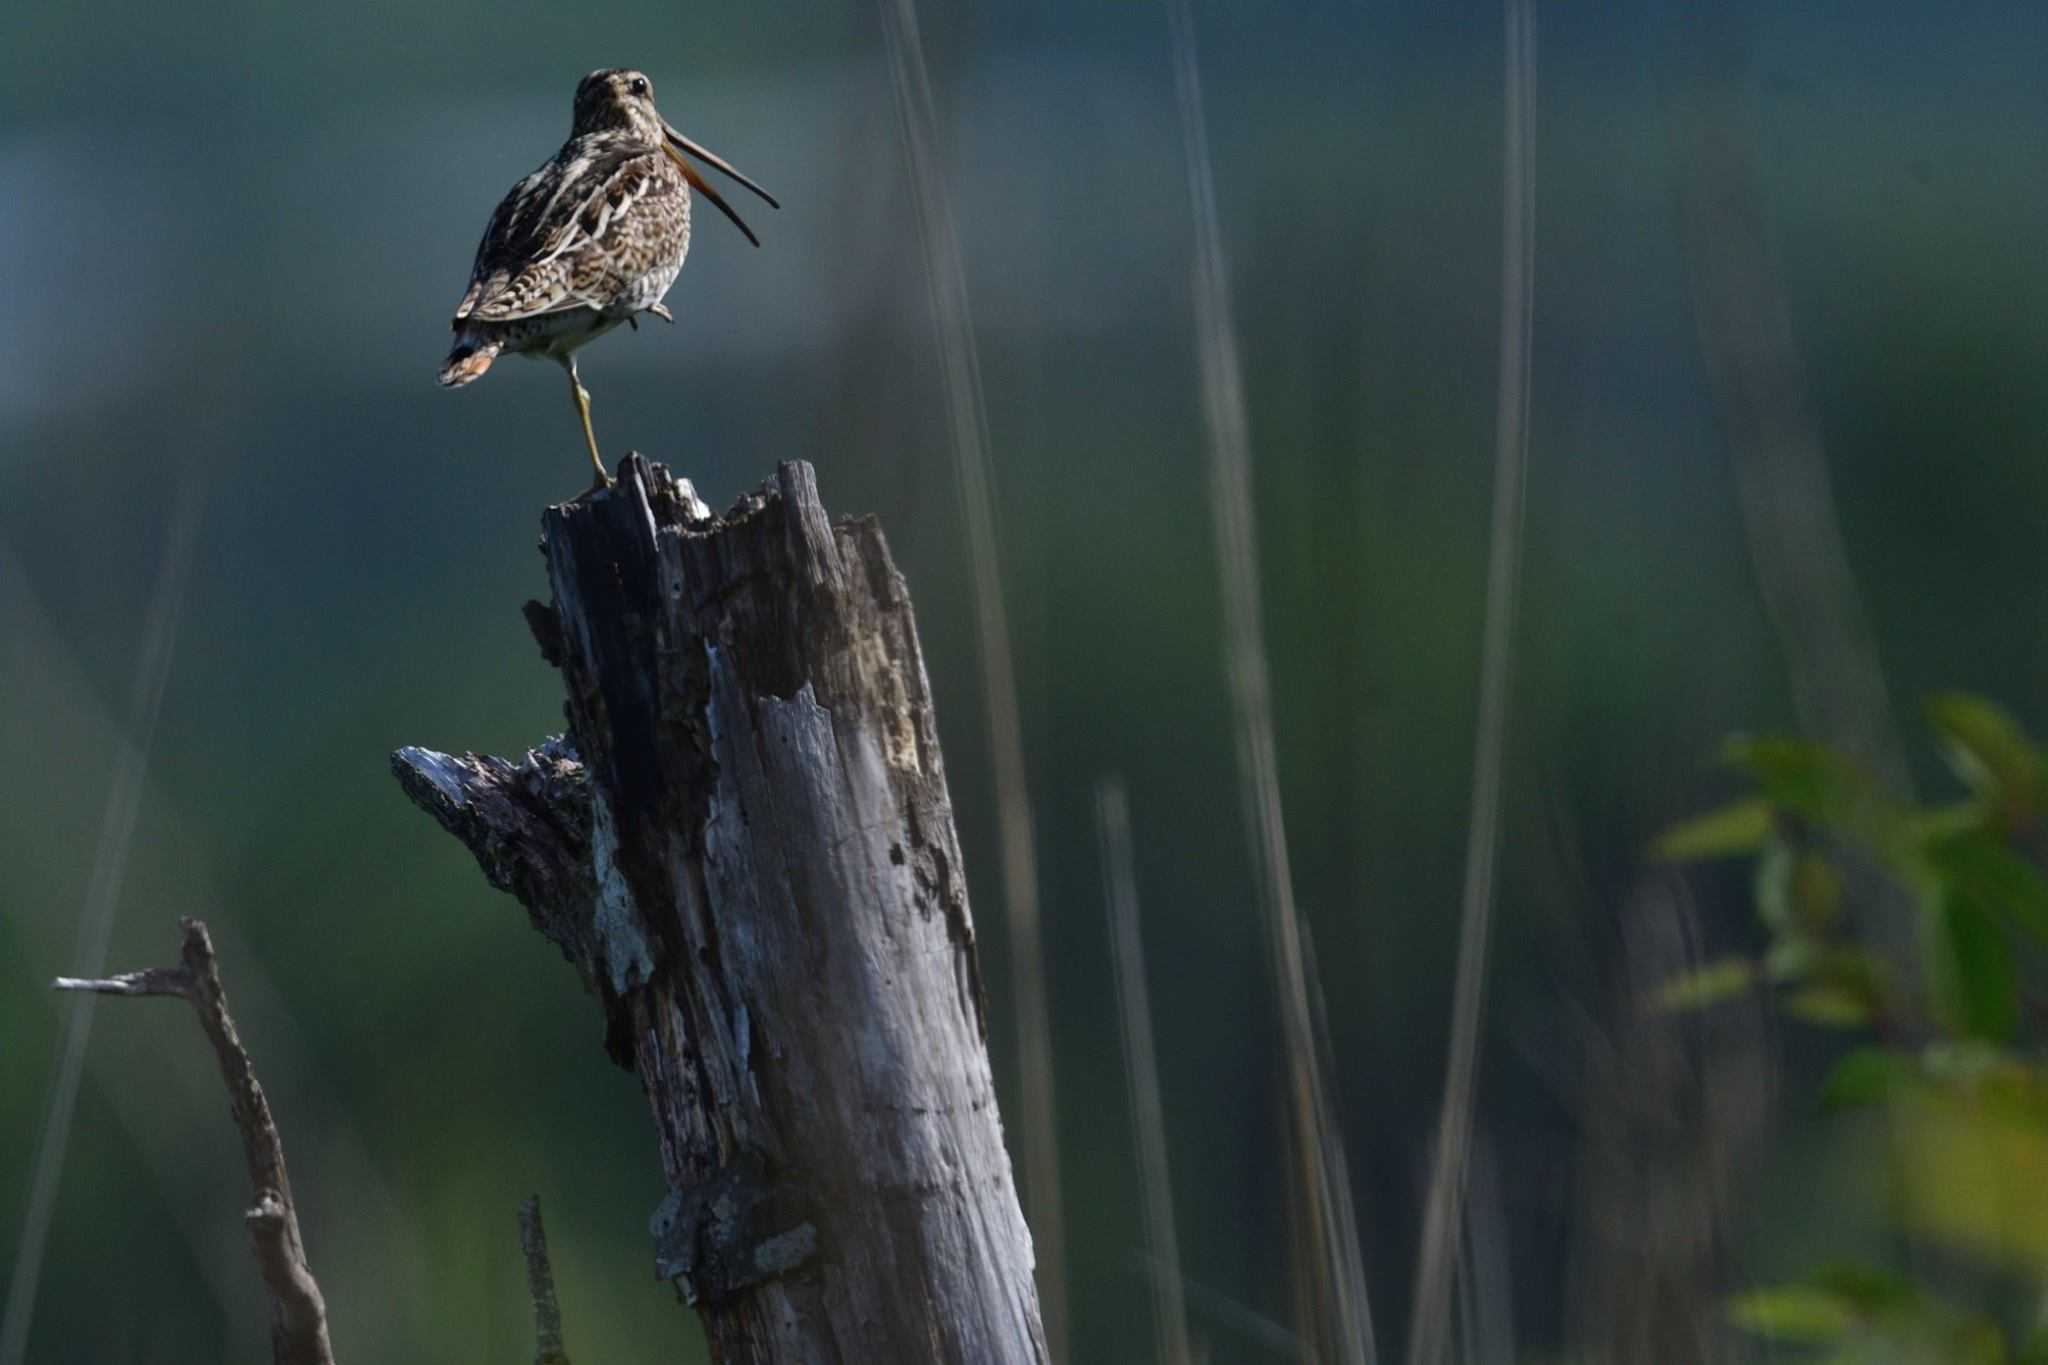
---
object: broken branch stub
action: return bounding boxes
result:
[394,456,1046,1362]
[519,1197,571,1365]
[54,918,334,1365]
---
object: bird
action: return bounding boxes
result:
[440,68,778,486]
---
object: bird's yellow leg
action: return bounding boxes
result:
[564,356,609,487]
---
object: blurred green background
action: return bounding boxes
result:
[4,1,2046,1361]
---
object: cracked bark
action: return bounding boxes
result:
[394,456,1045,1363]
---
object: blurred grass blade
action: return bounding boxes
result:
[0,467,206,1365]
[1452,1139,1516,1365]
[1406,3,1535,1362]
[878,2,1069,1353]
[1130,1251,1301,1359]
[1096,779,1194,1365]
[1164,1,1375,1360]
[1671,0,1919,970]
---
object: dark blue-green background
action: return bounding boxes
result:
[4,2,2044,1360]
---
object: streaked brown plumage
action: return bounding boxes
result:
[440,68,778,485]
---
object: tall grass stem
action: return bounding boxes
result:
[1405,4,1535,1362]
[1166,2,1376,1359]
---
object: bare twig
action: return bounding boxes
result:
[878,3,1068,1355]
[519,1197,570,1365]
[1406,4,1536,1362]
[1096,779,1194,1365]
[53,918,334,1365]
[1164,2,1376,1361]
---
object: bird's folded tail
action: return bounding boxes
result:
[438,333,503,388]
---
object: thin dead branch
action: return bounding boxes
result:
[53,918,333,1365]
[519,1197,570,1365]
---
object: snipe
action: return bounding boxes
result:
[439,69,778,486]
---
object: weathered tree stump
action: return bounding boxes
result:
[393,456,1046,1363]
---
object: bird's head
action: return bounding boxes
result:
[571,68,781,246]
[573,69,667,142]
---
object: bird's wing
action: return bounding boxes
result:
[454,143,676,324]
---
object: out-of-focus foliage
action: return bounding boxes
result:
[8,2,2048,1360]
[1660,695,2048,1358]
[1728,1265,2014,1364]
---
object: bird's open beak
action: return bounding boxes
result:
[662,124,780,248]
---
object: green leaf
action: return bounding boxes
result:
[1951,1318,2017,1365]
[1807,1262,1915,1312]
[1723,735,1875,820]
[1791,854,1843,929]
[1722,736,1849,809]
[1654,958,1758,1012]
[1783,984,1873,1029]
[1926,888,2018,1043]
[1723,735,1918,861]
[1654,798,1774,861]
[1919,1040,2005,1084]
[1821,1049,1905,1109]
[1905,800,1989,846]
[1765,935,1814,982]
[1726,1285,1856,1341]
[1798,947,1894,1026]
[1896,1079,2048,1271]
[1756,838,1797,933]
[1927,692,2041,804]
[1928,830,2048,946]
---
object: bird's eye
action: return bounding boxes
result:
[631,78,649,96]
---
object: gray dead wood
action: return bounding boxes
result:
[53,918,334,1365]
[393,456,1047,1363]
[519,1197,570,1365]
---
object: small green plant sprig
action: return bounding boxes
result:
[1657,694,2048,1363]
